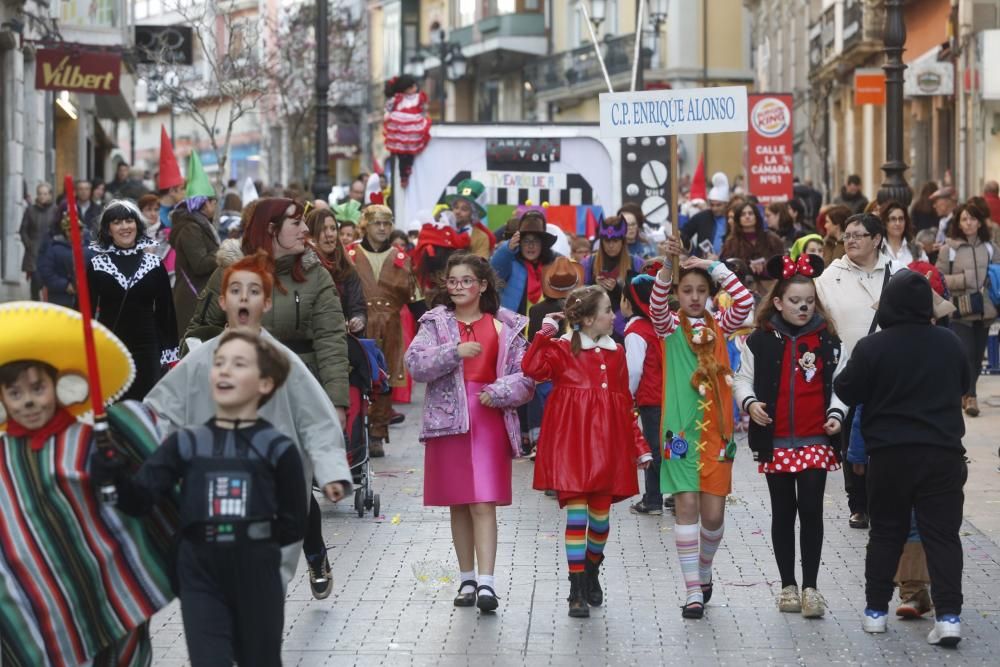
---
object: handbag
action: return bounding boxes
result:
[948,245,989,318]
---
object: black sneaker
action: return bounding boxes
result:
[390,411,405,425]
[307,553,333,600]
[663,495,676,509]
[630,501,663,516]
[849,512,869,529]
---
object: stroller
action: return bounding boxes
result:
[346,335,389,517]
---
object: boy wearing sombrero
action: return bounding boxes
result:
[0,301,175,666]
[446,178,496,258]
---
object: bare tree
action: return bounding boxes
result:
[137,1,269,191]
[264,0,369,184]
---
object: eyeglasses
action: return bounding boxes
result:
[842,232,873,241]
[446,277,482,289]
[520,236,542,246]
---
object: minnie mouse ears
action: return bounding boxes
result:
[765,253,825,281]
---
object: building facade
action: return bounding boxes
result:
[1,0,135,299]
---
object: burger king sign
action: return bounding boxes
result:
[747,94,794,204]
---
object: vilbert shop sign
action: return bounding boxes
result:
[35,48,122,95]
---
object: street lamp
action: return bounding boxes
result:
[313,0,333,203]
[636,0,669,91]
[589,0,607,28]
[877,0,912,206]
[410,21,467,120]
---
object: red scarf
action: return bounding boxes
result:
[6,408,78,451]
[525,261,543,306]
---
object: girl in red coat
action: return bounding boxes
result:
[522,285,652,618]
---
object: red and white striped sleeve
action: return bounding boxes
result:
[650,274,679,338]
[713,263,755,335]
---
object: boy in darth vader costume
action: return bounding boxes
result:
[94,330,307,666]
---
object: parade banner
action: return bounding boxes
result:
[598,86,748,138]
[746,94,794,204]
[36,48,122,95]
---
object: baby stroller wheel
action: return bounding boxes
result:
[354,488,364,517]
[373,494,381,517]
[365,486,374,510]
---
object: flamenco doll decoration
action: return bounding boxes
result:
[384,75,432,188]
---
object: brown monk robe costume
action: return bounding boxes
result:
[347,204,415,454]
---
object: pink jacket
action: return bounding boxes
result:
[405,305,534,456]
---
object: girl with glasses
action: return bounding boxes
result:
[405,253,534,613]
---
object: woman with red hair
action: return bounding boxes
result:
[182,197,350,599]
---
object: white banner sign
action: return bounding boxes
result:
[472,170,568,191]
[599,86,749,137]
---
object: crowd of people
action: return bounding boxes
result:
[3,163,997,663]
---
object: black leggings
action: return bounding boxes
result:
[951,321,989,396]
[302,495,325,560]
[765,469,827,589]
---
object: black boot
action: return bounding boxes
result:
[567,572,590,618]
[584,555,604,606]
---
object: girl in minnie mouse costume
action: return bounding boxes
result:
[733,254,848,619]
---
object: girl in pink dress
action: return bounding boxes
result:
[405,253,534,613]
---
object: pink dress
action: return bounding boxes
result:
[423,314,513,506]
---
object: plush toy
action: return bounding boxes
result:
[685,318,734,397]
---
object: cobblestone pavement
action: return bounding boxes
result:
[151,384,1000,666]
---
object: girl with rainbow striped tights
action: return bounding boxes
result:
[649,244,754,619]
[522,286,652,617]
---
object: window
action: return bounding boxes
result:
[383,2,402,80]
[457,0,477,27]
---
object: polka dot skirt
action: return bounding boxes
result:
[758,444,841,474]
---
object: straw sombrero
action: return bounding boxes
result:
[0,302,135,430]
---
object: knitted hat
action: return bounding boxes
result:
[707,172,730,203]
[789,233,824,260]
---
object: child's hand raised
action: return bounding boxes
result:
[823,417,842,436]
[457,342,482,358]
[681,256,716,273]
[748,401,772,427]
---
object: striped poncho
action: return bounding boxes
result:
[0,401,177,667]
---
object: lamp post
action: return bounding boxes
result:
[590,0,607,28]
[312,0,333,203]
[636,0,669,92]
[406,22,467,121]
[877,0,912,206]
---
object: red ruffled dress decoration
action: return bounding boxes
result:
[384,90,431,187]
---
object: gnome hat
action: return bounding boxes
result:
[445,179,488,219]
[157,126,183,191]
[185,150,215,198]
[0,302,135,430]
[364,173,384,206]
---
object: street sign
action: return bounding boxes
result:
[746,94,794,204]
[598,86,749,138]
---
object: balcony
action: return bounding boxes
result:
[809,0,885,81]
[524,34,639,98]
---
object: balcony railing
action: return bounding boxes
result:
[524,33,636,94]
[809,0,885,75]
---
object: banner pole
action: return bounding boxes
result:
[670,136,680,284]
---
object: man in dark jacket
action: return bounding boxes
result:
[19,182,60,299]
[835,270,969,646]
[833,174,869,215]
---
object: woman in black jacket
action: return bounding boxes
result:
[306,208,367,334]
[87,200,178,400]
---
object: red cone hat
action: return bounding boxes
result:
[157,125,183,191]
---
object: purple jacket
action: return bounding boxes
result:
[405,305,534,456]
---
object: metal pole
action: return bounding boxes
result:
[313,0,333,202]
[578,2,614,93]
[439,36,447,120]
[876,0,912,206]
[670,135,680,284]
[631,0,646,92]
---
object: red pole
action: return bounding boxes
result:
[63,175,106,420]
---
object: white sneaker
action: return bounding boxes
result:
[777,584,801,613]
[927,615,961,647]
[862,608,888,633]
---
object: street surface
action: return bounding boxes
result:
[150,379,1000,666]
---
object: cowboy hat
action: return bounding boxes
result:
[542,257,585,300]
[517,210,558,249]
